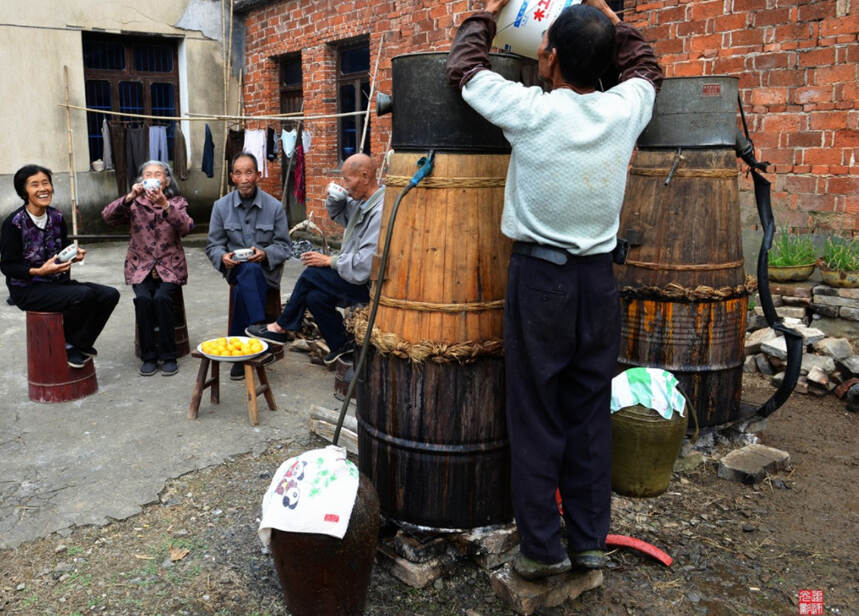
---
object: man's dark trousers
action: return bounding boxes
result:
[276,266,369,351]
[229,263,270,337]
[504,251,620,564]
[11,280,120,350]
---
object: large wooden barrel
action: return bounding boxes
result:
[27,311,98,403]
[616,147,749,427]
[357,151,513,529]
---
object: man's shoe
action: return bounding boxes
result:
[245,324,288,346]
[571,550,607,570]
[67,348,91,369]
[323,343,354,366]
[139,360,158,376]
[230,362,245,381]
[160,360,179,376]
[78,346,98,357]
[512,553,572,581]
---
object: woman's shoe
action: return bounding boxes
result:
[160,360,179,376]
[139,360,158,376]
[512,553,571,580]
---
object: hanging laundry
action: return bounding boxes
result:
[280,128,297,158]
[173,125,189,180]
[266,127,277,161]
[148,125,169,162]
[225,128,245,185]
[292,143,305,203]
[126,126,148,184]
[243,128,268,177]
[202,124,215,178]
[109,120,127,194]
[101,119,114,171]
[301,129,312,153]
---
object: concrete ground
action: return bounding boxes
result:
[0,236,342,549]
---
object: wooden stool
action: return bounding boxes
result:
[187,348,284,425]
[227,283,282,333]
[134,286,191,358]
[26,311,98,403]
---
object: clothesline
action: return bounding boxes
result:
[58,103,370,123]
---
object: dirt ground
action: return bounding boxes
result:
[0,373,856,616]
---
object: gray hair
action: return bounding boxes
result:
[135,160,180,198]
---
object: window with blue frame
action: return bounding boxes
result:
[82,33,179,163]
[336,39,370,164]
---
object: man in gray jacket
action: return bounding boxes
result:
[246,153,384,365]
[206,152,292,379]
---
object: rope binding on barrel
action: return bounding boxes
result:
[619,275,758,301]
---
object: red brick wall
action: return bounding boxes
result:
[243,0,473,234]
[243,0,858,235]
[628,0,858,234]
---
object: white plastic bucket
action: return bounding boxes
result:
[492,0,582,59]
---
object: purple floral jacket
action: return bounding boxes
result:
[102,195,194,285]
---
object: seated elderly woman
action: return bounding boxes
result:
[102,160,194,376]
[1,164,120,369]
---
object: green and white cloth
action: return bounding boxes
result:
[610,367,686,420]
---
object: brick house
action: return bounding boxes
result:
[236,0,858,237]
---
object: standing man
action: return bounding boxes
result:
[246,153,384,366]
[447,0,662,579]
[206,152,291,380]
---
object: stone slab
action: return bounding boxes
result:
[840,306,859,321]
[806,366,829,386]
[769,282,813,298]
[782,296,811,306]
[743,355,758,373]
[801,354,836,374]
[717,444,791,484]
[814,337,854,361]
[813,285,837,296]
[744,328,776,354]
[810,316,859,343]
[760,336,788,360]
[392,531,450,564]
[754,306,807,319]
[813,295,858,308]
[810,304,840,318]
[840,356,859,376]
[794,325,826,345]
[376,544,443,588]
[755,353,773,375]
[489,564,603,615]
[836,288,859,299]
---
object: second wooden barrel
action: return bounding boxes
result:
[357,151,513,529]
[616,147,749,427]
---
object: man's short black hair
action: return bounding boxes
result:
[547,5,615,89]
[13,164,53,202]
[231,151,258,173]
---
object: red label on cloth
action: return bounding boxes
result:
[324,513,340,523]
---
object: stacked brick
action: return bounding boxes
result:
[241,0,858,236]
[744,281,858,399]
[627,0,858,235]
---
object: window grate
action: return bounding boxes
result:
[151,83,176,159]
[84,80,112,161]
[134,44,173,72]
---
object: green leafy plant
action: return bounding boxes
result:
[821,236,859,271]
[767,229,816,266]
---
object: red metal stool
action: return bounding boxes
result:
[133,286,191,358]
[26,311,98,403]
[227,284,282,333]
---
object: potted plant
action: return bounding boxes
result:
[819,236,859,288]
[767,229,817,282]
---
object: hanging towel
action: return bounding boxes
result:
[292,144,305,203]
[301,128,312,152]
[109,120,127,193]
[266,127,277,161]
[126,126,148,185]
[610,367,686,420]
[281,128,297,158]
[173,125,188,180]
[148,125,169,162]
[202,124,215,178]
[243,128,268,177]
[225,129,245,185]
[101,119,114,171]
[258,446,360,545]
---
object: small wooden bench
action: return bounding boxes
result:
[187,347,284,425]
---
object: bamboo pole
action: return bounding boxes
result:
[63,66,79,247]
[58,103,367,123]
[359,34,385,154]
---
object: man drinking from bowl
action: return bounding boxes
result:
[206,152,291,380]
